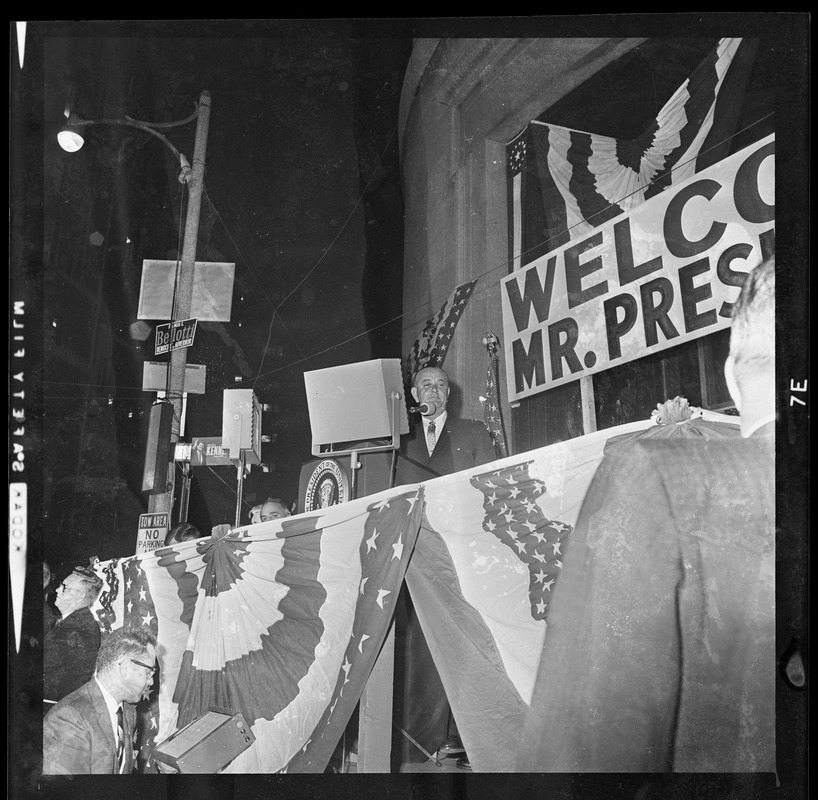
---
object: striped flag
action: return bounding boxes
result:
[510,37,757,262]
[403,279,478,388]
[482,332,509,459]
[92,487,423,773]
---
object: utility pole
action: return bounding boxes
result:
[148,89,211,518]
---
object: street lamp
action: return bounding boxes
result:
[58,103,198,179]
[58,90,212,522]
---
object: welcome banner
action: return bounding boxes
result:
[500,134,774,402]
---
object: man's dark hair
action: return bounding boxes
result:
[96,626,158,674]
[412,365,449,389]
[265,497,292,511]
[70,566,104,606]
[260,497,292,519]
[165,521,201,545]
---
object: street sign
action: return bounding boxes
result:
[138,260,235,322]
[155,318,198,355]
[143,362,206,394]
[136,512,169,555]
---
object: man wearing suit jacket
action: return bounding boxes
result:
[43,626,157,774]
[393,366,496,768]
[396,366,496,481]
[517,257,778,774]
[43,567,103,706]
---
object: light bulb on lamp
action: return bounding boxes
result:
[57,112,86,152]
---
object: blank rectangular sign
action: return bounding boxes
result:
[137,260,235,321]
[304,358,409,451]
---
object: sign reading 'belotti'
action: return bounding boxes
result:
[155,318,198,355]
[500,134,775,402]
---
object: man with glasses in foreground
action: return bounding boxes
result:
[43,566,104,707]
[43,625,158,774]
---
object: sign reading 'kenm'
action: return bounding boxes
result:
[500,134,775,402]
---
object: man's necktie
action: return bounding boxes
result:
[116,706,125,773]
[426,420,437,456]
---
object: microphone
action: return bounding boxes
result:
[409,401,437,415]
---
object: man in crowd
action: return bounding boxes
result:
[517,256,777,773]
[394,365,496,769]
[164,521,202,545]
[43,566,104,707]
[43,626,157,774]
[259,497,292,522]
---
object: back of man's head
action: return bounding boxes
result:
[725,255,775,419]
[96,626,158,675]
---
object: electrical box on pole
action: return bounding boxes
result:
[142,400,174,493]
[222,389,262,465]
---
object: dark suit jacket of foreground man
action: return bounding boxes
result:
[43,679,137,774]
[518,430,775,773]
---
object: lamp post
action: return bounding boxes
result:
[58,89,212,521]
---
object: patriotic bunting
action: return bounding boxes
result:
[510,37,757,263]
[92,487,423,774]
[89,411,738,772]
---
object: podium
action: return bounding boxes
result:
[301,358,409,771]
[301,359,408,509]
[297,452,395,515]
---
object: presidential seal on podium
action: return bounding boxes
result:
[303,458,349,512]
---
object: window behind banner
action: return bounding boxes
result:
[506,37,773,453]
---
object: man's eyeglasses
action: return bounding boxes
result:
[129,658,157,677]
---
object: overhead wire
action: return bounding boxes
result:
[203,114,774,392]
[44,115,772,402]
[202,118,399,394]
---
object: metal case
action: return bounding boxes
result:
[153,708,255,773]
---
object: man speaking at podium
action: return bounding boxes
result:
[397,366,495,481]
[393,366,495,769]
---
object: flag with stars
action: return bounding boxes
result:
[403,279,478,388]
[403,415,655,771]
[93,486,423,774]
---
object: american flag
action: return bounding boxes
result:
[511,37,758,261]
[403,279,478,387]
[508,133,527,176]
